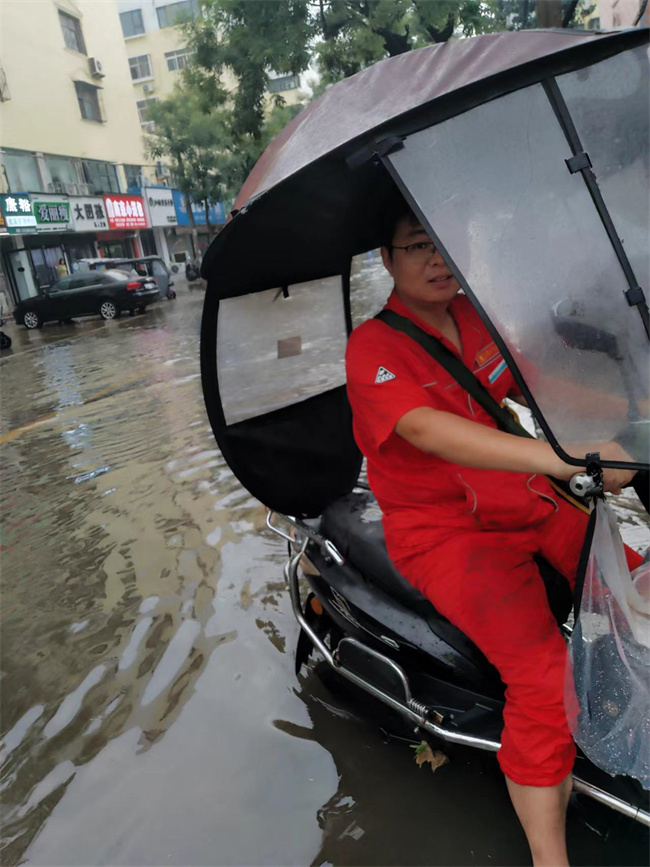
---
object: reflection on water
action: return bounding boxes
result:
[1,292,648,867]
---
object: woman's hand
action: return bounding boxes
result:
[553,441,637,495]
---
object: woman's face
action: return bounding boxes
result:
[381,215,460,308]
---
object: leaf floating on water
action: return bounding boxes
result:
[240,579,254,610]
[411,740,448,773]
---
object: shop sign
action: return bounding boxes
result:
[32,196,72,232]
[144,187,177,227]
[172,190,225,227]
[0,193,37,233]
[103,194,147,230]
[70,196,109,231]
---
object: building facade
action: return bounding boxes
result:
[0,0,161,305]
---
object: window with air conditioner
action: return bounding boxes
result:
[129,54,152,81]
[59,11,87,54]
[136,98,158,129]
[120,9,145,38]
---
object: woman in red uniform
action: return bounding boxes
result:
[345,199,641,866]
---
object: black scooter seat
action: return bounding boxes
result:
[320,489,443,612]
[320,488,573,632]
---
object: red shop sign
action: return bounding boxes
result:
[103,195,148,230]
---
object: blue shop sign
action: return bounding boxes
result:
[172,190,225,226]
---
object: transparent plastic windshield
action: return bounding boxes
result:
[557,46,649,299]
[217,276,348,425]
[388,79,649,462]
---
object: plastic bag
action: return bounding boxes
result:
[566,499,650,789]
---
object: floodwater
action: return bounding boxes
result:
[1,274,648,867]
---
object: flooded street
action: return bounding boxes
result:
[1,283,648,867]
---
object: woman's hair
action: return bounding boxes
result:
[59,258,65,265]
[379,187,419,251]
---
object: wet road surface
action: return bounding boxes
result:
[1,280,649,866]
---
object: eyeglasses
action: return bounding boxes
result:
[390,241,437,261]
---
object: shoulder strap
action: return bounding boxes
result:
[375,308,591,513]
[375,308,531,439]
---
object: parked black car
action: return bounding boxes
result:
[77,256,175,299]
[14,271,160,329]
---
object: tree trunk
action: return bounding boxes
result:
[562,0,580,26]
[185,192,199,261]
[536,0,563,28]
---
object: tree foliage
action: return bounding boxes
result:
[313,0,594,83]
[146,0,594,209]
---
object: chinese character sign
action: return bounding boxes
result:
[171,190,225,227]
[0,193,37,233]
[31,197,72,231]
[103,195,148,230]
[70,196,109,231]
[144,187,178,227]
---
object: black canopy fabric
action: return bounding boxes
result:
[202,28,646,298]
[201,28,649,517]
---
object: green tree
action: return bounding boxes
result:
[146,92,232,254]
[313,0,594,84]
[183,0,313,142]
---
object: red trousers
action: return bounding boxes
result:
[395,499,643,787]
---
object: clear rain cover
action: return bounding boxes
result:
[388,49,649,462]
[567,500,650,788]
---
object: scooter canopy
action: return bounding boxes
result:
[201,28,649,518]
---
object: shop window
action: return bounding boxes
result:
[165,49,189,71]
[129,54,152,81]
[3,150,42,192]
[268,74,300,94]
[82,160,120,194]
[59,11,86,54]
[120,9,145,38]
[75,81,102,122]
[156,0,199,28]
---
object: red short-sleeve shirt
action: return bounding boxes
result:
[345,291,558,561]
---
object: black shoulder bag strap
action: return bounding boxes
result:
[374,308,590,513]
[375,309,530,438]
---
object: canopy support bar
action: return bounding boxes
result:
[542,77,650,340]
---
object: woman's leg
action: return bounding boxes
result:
[506,774,572,867]
[398,530,575,863]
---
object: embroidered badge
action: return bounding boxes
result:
[475,342,499,368]
[375,366,396,383]
[488,359,508,384]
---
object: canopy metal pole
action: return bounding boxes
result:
[542,77,650,341]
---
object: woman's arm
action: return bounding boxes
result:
[395,407,636,493]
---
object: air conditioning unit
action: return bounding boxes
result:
[157,166,171,179]
[64,183,79,195]
[89,58,105,78]
[78,183,93,195]
[143,83,155,95]
[48,181,65,193]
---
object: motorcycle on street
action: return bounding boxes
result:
[200,28,650,832]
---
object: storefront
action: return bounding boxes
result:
[142,186,178,264]
[0,192,150,305]
[171,190,226,261]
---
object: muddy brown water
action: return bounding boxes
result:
[1,280,648,866]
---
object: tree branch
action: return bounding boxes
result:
[562,0,581,27]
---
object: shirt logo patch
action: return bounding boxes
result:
[475,342,499,367]
[375,366,396,384]
[488,359,508,384]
